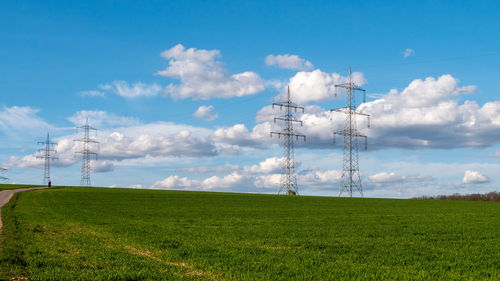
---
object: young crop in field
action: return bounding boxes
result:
[0,187,499,280]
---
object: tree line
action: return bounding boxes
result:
[413,191,500,202]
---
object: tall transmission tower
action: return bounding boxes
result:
[0,167,7,182]
[36,133,58,185]
[74,118,99,186]
[270,86,306,195]
[331,68,370,197]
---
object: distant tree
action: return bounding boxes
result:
[413,191,500,202]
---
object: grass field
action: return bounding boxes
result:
[0,187,499,280]
[0,184,40,191]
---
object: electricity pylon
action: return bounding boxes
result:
[331,68,370,197]
[271,86,306,195]
[36,133,58,185]
[74,118,99,186]
[0,167,7,182]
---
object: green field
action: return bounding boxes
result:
[0,184,40,191]
[0,187,499,280]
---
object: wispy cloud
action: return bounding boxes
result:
[100,81,162,99]
[79,90,105,97]
[404,48,415,57]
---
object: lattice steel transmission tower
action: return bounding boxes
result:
[331,68,370,197]
[270,86,306,195]
[74,118,99,186]
[0,167,7,182]
[36,133,58,185]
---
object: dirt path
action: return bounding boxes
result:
[0,187,48,231]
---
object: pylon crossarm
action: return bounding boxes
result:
[354,110,370,117]
[274,117,303,125]
[335,83,364,92]
[74,138,99,143]
[271,132,305,140]
[272,103,304,112]
[330,107,348,114]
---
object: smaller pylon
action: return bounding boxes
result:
[270,86,306,195]
[0,167,7,182]
[36,133,58,185]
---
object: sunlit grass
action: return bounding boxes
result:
[1,187,499,280]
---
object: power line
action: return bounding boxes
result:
[36,133,58,185]
[270,86,306,195]
[331,68,370,197]
[74,118,99,186]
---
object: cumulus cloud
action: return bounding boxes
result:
[152,172,253,191]
[357,74,500,149]
[265,54,313,70]
[100,81,162,98]
[368,172,405,183]
[7,113,219,171]
[98,129,217,160]
[404,48,415,57]
[193,105,218,121]
[242,157,282,174]
[156,44,265,99]
[212,123,272,149]
[462,170,490,184]
[367,172,433,187]
[152,175,201,189]
[91,160,115,173]
[285,69,366,104]
[248,74,500,151]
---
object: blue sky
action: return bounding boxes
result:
[1,0,500,197]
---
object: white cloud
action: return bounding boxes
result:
[98,129,217,160]
[367,172,433,185]
[68,110,140,128]
[404,48,415,57]
[152,175,201,189]
[462,170,490,184]
[193,105,218,121]
[100,81,162,98]
[177,164,239,174]
[265,54,313,70]
[368,172,406,183]
[212,123,272,149]
[286,69,366,104]
[79,90,105,97]
[201,172,251,189]
[242,157,282,174]
[0,106,53,138]
[7,114,219,171]
[244,74,500,151]
[91,160,115,173]
[357,74,500,149]
[156,44,265,100]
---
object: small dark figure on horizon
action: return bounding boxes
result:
[48,180,51,188]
